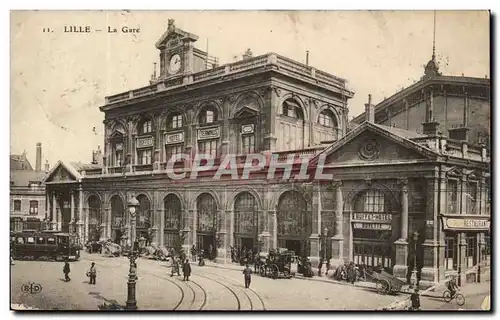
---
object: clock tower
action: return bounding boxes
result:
[155,19,199,80]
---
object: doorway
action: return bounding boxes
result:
[240,237,255,252]
[197,234,215,259]
[284,239,302,256]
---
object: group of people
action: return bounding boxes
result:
[332,261,362,283]
[230,246,256,265]
[170,256,192,281]
[190,244,215,262]
[62,259,97,285]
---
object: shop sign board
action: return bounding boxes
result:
[442,217,490,231]
[353,222,391,230]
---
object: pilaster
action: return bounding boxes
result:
[330,180,344,267]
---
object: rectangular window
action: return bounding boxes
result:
[444,237,456,270]
[166,144,184,161]
[36,237,46,245]
[448,180,458,214]
[13,200,21,211]
[29,201,38,215]
[115,150,123,166]
[142,120,152,134]
[198,139,218,158]
[363,190,385,212]
[466,182,478,214]
[172,115,183,129]
[138,149,152,165]
[241,134,255,154]
[17,237,25,244]
[27,237,35,244]
[206,110,214,124]
[466,236,476,268]
[47,237,56,245]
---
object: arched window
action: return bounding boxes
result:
[168,112,183,130]
[88,195,101,241]
[234,192,257,234]
[164,194,182,247]
[199,106,218,125]
[136,194,151,230]
[110,195,124,229]
[318,110,336,128]
[139,119,153,134]
[197,193,217,233]
[164,194,181,230]
[277,190,310,256]
[282,99,304,120]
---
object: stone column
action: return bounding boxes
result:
[479,177,486,215]
[84,206,89,244]
[272,211,278,249]
[216,209,228,264]
[127,121,135,173]
[228,210,234,247]
[420,174,446,288]
[77,187,84,241]
[191,209,197,248]
[221,98,230,155]
[309,183,321,267]
[394,179,409,280]
[106,207,111,241]
[263,85,278,151]
[154,121,161,171]
[330,180,344,267]
[460,172,467,215]
[458,233,467,286]
[51,192,57,230]
[259,210,271,254]
[159,208,165,248]
[183,210,192,251]
[57,205,62,231]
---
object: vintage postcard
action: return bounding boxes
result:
[9,10,491,311]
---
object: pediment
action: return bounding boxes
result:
[109,129,125,140]
[43,161,82,183]
[155,20,198,49]
[317,123,438,166]
[234,106,259,118]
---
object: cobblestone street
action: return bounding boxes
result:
[11,253,399,311]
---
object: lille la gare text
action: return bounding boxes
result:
[62,25,140,33]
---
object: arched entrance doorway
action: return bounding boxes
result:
[351,189,398,271]
[136,194,152,245]
[277,191,311,257]
[234,192,258,251]
[164,194,182,248]
[88,195,101,242]
[110,195,125,244]
[196,193,217,259]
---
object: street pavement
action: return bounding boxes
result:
[10,252,491,311]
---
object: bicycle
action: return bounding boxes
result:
[443,290,466,306]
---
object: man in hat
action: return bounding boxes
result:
[243,264,253,289]
[63,259,71,282]
[183,259,192,281]
[88,262,97,285]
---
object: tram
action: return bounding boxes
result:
[11,230,82,261]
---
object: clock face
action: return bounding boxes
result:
[168,54,181,74]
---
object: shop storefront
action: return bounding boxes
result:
[441,215,491,283]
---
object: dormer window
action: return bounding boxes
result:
[282,100,304,120]
[168,113,183,129]
[199,106,218,125]
[140,119,153,134]
[318,110,335,128]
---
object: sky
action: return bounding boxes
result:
[10,10,490,167]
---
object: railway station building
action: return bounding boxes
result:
[43,20,490,287]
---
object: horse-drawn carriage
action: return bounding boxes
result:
[144,244,169,261]
[259,249,295,279]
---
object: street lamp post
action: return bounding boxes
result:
[412,231,419,289]
[125,196,139,311]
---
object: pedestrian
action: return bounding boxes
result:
[191,245,196,261]
[171,256,180,277]
[348,261,356,284]
[183,259,192,281]
[318,258,323,276]
[410,288,421,311]
[243,264,253,288]
[63,259,71,282]
[88,262,97,285]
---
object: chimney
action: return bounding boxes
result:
[365,94,374,123]
[35,142,42,172]
[306,51,309,66]
[44,160,50,173]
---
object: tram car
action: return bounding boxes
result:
[11,230,82,261]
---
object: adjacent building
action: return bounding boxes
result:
[44,20,490,287]
[10,143,49,231]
